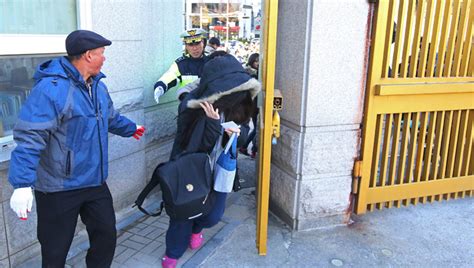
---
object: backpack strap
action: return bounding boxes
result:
[133,164,165,217]
[134,200,164,217]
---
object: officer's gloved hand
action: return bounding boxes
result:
[133,125,145,140]
[154,86,165,104]
[10,187,33,220]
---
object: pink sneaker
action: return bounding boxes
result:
[250,151,257,159]
[161,255,177,268]
[189,232,204,250]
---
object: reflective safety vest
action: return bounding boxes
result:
[155,54,209,93]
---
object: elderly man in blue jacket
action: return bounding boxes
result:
[8,30,145,268]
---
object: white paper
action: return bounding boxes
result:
[221,121,239,129]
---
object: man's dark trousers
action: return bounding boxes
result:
[35,183,116,268]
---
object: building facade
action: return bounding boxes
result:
[185,0,260,41]
[0,0,184,266]
[1,0,453,265]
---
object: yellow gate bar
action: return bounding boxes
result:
[376,83,474,96]
[377,77,474,84]
[256,0,279,256]
[366,176,474,203]
[372,93,474,114]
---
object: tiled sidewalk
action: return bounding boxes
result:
[66,208,227,268]
[64,155,257,268]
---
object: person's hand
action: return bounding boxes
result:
[10,187,33,220]
[154,86,165,104]
[133,125,145,140]
[225,127,240,137]
[199,101,220,120]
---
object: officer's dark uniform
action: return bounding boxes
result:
[154,28,209,100]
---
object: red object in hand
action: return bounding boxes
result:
[133,125,145,140]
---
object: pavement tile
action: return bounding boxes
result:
[116,231,133,244]
[150,220,169,229]
[113,245,127,258]
[129,234,153,245]
[131,252,160,265]
[126,226,144,235]
[121,239,146,251]
[110,261,122,268]
[203,222,225,238]
[156,234,166,243]
[157,216,170,224]
[142,216,159,225]
[151,245,166,260]
[122,258,151,268]
[136,225,157,237]
[114,248,137,264]
[135,223,148,229]
[65,250,87,267]
[145,227,166,240]
[179,248,198,266]
[137,217,147,223]
[71,261,86,268]
[141,240,163,255]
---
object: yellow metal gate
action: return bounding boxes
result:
[256,0,279,255]
[355,0,474,214]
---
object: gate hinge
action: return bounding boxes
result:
[352,160,363,194]
[353,160,363,178]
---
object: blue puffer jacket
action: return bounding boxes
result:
[8,57,137,192]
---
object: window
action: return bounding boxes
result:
[0,0,89,152]
[191,15,201,29]
[188,2,241,33]
[0,0,83,55]
[0,0,77,34]
[0,54,60,138]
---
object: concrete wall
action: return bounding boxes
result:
[271,0,370,230]
[0,0,184,265]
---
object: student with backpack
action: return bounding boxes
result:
[161,53,261,268]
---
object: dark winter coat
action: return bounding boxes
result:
[170,54,261,159]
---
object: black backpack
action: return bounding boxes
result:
[134,152,216,221]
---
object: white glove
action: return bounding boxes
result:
[154,86,165,104]
[10,187,33,220]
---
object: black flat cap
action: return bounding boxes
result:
[65,30,112,56]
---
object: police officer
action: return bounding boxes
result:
[154,28,209,103]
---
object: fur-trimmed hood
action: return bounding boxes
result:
[184,54,261,109]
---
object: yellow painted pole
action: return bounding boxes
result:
[256,0,278,255]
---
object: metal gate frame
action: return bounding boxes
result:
[355,0,474,214]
